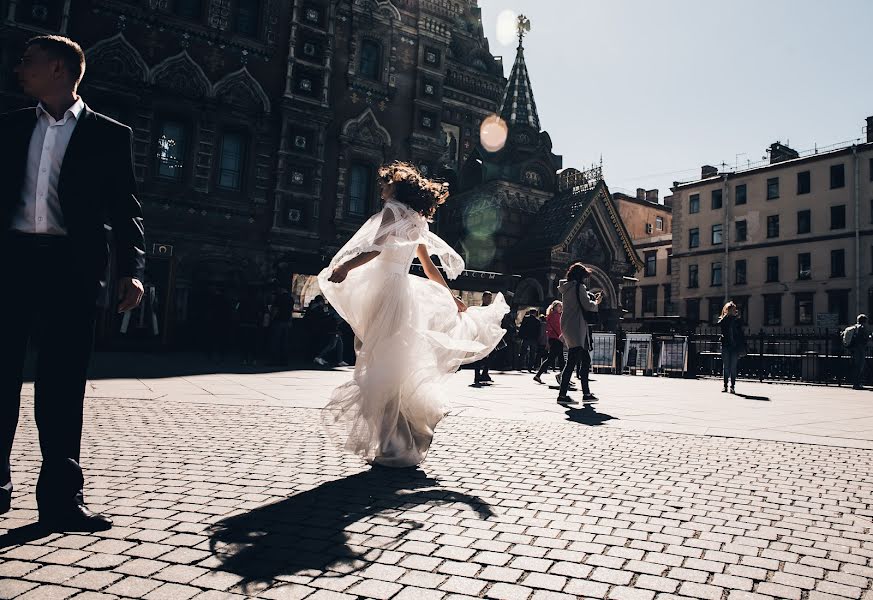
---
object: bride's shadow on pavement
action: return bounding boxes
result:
[208,467,494,588]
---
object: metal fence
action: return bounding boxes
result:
[689,326,867,385]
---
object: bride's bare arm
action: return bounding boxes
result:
[417,245,466,312]
[328,251,380,283]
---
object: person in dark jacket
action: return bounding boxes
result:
[848,314,870,390]
[518,309,540,371]
[718,301,745,394]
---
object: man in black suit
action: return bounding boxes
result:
[0,35,145,531]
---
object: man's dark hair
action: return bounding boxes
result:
[27,35,86,87]
[565,262,592,283]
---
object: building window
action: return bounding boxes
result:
[767,177,779,200]
[711,223,723,245]
[735,220,747,242]
[686,298,700,322]
[664,284,673,315]
[766,256,779,282]
[764,295,782,326]
[735,259,747,285]
[711,189,723,210]
[359,39,382,81]
[348,163,373,216]
[711,262,723,287]
[689,228,699,248]
[655,216,664,231]
[798,252,811,280]
[217,132,244,190]
[735,184,747,205]
[688,264,699,289]
[830,205,846,230]
[869,158,873,182]
[708,298,722,324]
[795,293,814,326]
[766,215,779,238]
[155,120,187,181]
[797,209,811,234]
[831,248,846,278]
[644,251,657,277]
[642,286,658,314]
[797,170,811,195]
[828,290,850,326]
[666,248,673,275]
[689,193,700,214]
[174,0,202,19]
[830,163,846,189]
[735,297,749,325]
[235,0,261,37]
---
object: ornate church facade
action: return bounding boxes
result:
[0,1,642,345]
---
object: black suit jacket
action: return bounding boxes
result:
[0,104,146,287]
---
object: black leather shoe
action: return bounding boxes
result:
[40,505,113,532]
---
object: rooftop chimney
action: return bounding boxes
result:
[769,142,799,164]
[701,165,718,179]
[645,189,659,203]
[867,116,873,143]
[664,194,674,209]
[636,188,646,200]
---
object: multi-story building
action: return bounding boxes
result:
[670,118,873,331]
[614,189,673,318]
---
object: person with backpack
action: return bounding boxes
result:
[718,301,745,394]
[844,314,870,389]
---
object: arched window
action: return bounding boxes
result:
[235,0,261,37]
[359,39,382,81]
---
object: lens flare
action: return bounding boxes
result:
[496,9,518,46]
[479,114,508,153]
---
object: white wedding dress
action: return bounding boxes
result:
[318,199,508,467]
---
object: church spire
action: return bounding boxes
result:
[497,14,541,132]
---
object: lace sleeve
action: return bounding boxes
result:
[422,230,465,280]
[327,201,425,269]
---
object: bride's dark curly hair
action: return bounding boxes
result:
[378,161,449,219]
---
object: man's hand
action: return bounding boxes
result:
[117,277,145,313]
[454,297,467,313]
[328,265,348,283]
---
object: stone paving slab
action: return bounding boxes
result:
[2,367,873,600]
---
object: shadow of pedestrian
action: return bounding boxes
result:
[564,404,617,426]
[0,522,54,548]
[734,393,770,401]
[208,468,493,589]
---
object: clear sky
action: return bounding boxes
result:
[479,0,873,200]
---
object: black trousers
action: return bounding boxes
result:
[535,338,564,377]
[0,232,99,512]
[560,346,591,397]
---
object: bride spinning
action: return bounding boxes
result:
[318,161,508,467]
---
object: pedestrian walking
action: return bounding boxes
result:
[533,300,565,384]
[555,263,601,404]
[844,314,871,390]
[536,312,548,365]
[518,309,540,371]
[1,35,146,531]
[314,301,349,367]
[473,291,495,385]
[236,289,261,365]
[718,301,745,394]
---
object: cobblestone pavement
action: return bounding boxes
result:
[2,367,873,600]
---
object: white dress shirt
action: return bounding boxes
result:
[11,97,85,235]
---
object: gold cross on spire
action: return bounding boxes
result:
[516,14,531,46]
